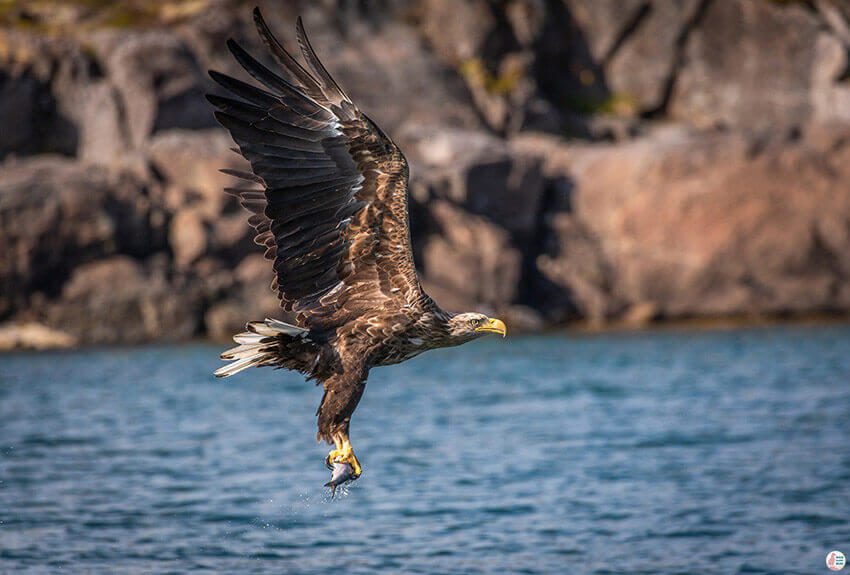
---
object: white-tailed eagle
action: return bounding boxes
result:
[207,7,507,493]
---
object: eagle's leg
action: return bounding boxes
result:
[324,430,362,478]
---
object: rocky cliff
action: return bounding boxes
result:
[1,0,849,346]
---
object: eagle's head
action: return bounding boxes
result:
[445,312,507,344]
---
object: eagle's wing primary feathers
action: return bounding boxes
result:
[208,9,422,332]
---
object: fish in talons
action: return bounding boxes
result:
[325,460,358,499]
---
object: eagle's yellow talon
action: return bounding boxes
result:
[325,449,342,470]
[326,433,362,478]
[328,445,362,478]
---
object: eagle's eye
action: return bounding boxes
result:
[472,318,483,327]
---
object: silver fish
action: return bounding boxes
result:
[324,461,355,499]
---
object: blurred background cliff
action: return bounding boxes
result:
[1,0,849,348]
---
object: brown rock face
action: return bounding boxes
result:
[0,157,166,319]
[563,0,648,63]
[0,72,45,157]
[146,129,247,215]
[421,200,523,313]
[169,209,208,270]
[605,0,704,114]
[326,22,482,134]
[535,208,623,323]
[670,0,838,130]
[45,256,201,344]
[415,0,608,134]
[0,31,93,159]
[405,127,546,238]
[520,126,850,320]
[404,127,546,314]
[91,30,216,148]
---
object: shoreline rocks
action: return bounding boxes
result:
[1,0,849,344]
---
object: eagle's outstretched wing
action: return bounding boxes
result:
[208,8,422,332]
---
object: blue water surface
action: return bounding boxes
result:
[1,326,849,574]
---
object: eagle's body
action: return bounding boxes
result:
[208,8,506,485]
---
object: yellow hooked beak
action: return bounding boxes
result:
[475,317,507,337]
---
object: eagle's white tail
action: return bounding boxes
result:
[214,318,308,378]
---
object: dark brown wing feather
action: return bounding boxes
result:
[208,9,422,333]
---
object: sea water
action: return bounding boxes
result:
[1,326,849,574]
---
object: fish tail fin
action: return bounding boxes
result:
[324,481,338,499]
